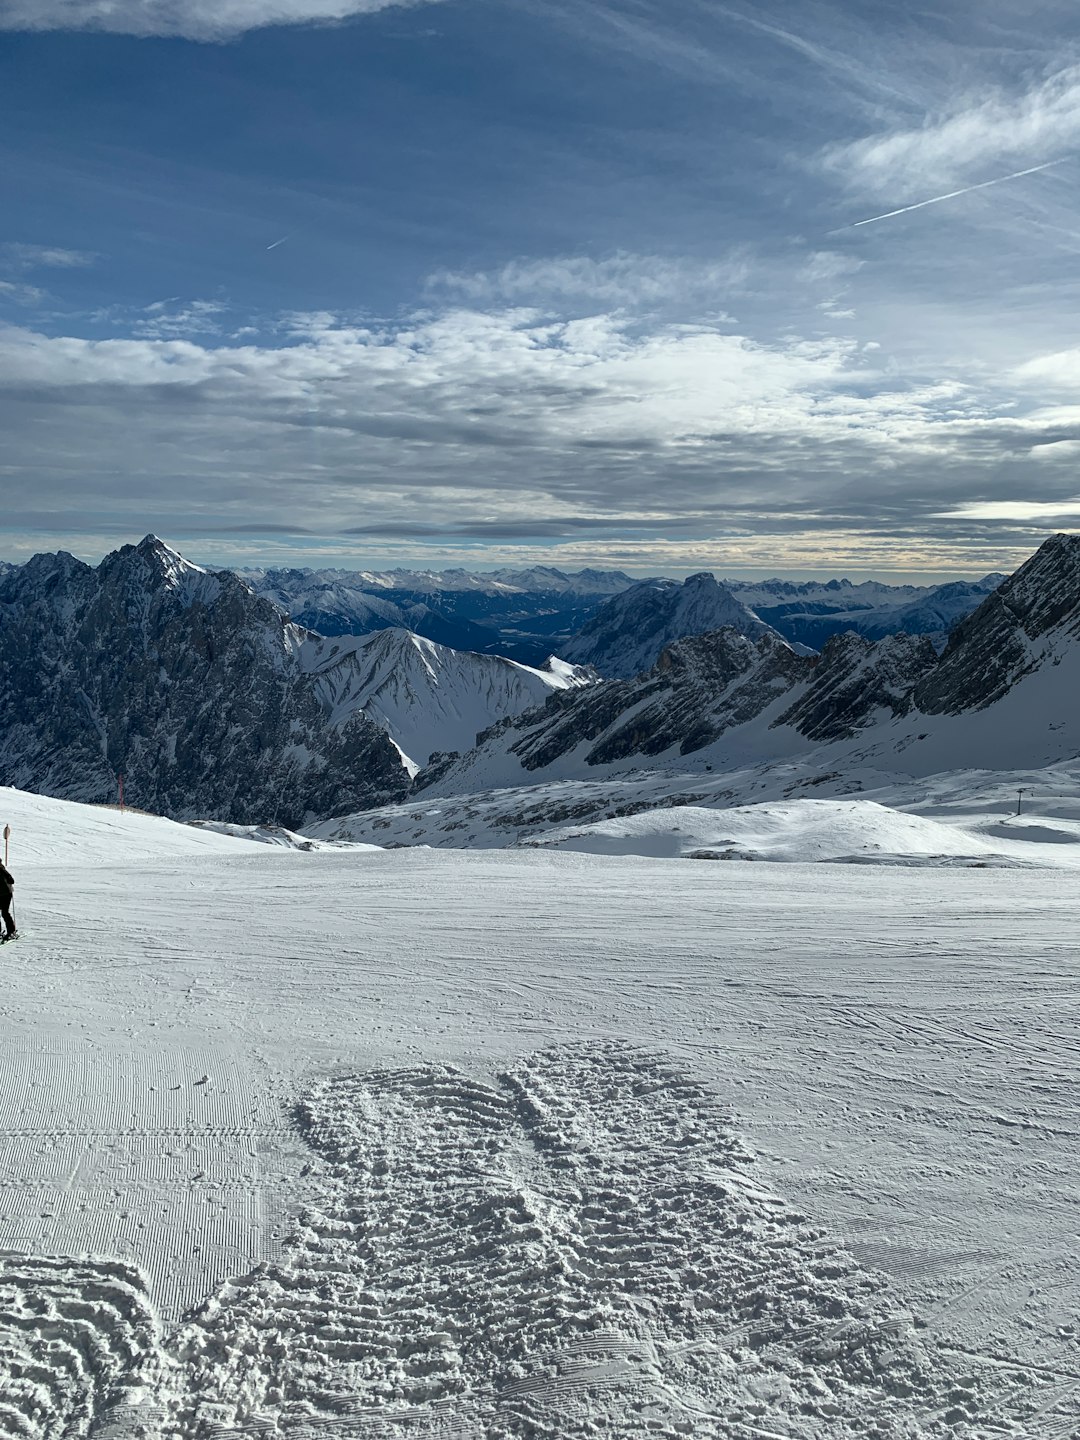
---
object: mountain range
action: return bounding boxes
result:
[415,535,1080,801]
[559,572,790,678]
[1,534,1075,832]
[0,538,586,825]
[241,562,1002,667]
[243,564,636,664]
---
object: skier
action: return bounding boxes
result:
[0,858,15,942]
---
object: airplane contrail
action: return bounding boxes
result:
[266,235,290,251]
[837,158,1069,231]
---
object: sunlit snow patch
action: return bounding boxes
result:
[522,797,1051,866]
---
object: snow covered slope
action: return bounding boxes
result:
[1,784,1078,1436]
[521,795,1080,866]
[311,756,1080,851]
[302,628,591,771]
[561,571,784,677]
[0,784,278,863]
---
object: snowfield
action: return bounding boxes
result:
[519,796,1080,866]
[2,783,1080,1437]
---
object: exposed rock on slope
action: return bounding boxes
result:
[561,572,783,678]
[420,630,790,792]
[0,537,410,826]
[776,632,936,741]
[915,533,1080,714]
[417,536,1080,798]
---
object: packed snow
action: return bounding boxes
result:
[1,782,1079,1437]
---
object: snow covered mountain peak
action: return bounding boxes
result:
[302,627,593,773]
[560,571,783,678]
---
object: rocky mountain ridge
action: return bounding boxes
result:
[417,536,1080,797]
[302,627,591,773]
[0,537,414,827]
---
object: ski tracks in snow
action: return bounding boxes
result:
[167,1042,1045,1438]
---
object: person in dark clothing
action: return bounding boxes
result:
[0,860,15,941]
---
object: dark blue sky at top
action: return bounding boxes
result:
[1,0,1079,578]
[0,0,983,328]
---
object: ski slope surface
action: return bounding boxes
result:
[1,786,1078,1437]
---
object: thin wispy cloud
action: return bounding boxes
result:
[1,243,97,271]
[428,252,749,311]
[0,0,441,41]
[132,299,228,339]
[824,64,1080,193]
[0,280,45,307]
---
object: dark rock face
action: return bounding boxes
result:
[0,537,410,826]
[776,632,937,741]
[914,533,1080,715]
[417,629,813,786]
[560,573,781,678]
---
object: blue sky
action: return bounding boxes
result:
[1,0,1079,578]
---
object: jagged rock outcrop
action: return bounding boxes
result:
[776,632,937,741]
[914,533,1080,714]
[560,573,783,678]
[0,537,411,826]
[502,630,804,773]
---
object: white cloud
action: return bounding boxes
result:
[132,299,228,339]
[823,64,1080,194]
[1014,347,1080,388]
[428,251,748,311]
[0,0,439,41]
[0,299,1061,556]
[934,498,1080,520]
